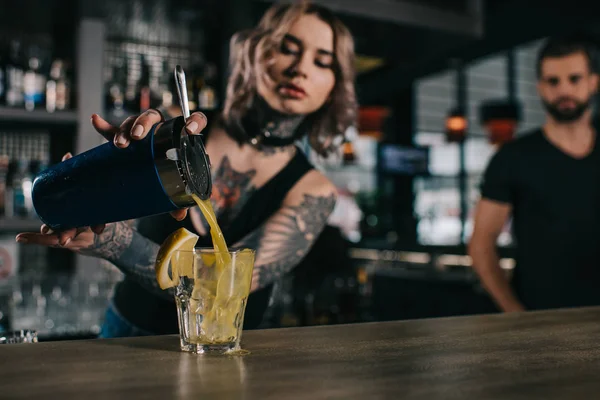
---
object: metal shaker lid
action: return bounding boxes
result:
[172,64,212,201]
[153,116,212,206]
[180,129,212,200]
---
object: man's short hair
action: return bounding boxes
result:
[536,33,597,78]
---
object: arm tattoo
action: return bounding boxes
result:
[81,221,173,299]
[236,193,336,291]
[80,222,134,260]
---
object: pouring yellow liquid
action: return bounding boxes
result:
[157,193,253,348]
[191,193,231,269]
[190,194,252,344]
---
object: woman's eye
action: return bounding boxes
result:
[316,57,333,69]
[281,42,299,55]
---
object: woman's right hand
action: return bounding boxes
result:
[91,109,208,221]
[16,151,103,250]
[15,109,208,250]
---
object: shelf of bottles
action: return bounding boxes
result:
[0,131,49,230]
[0,35,75,124]
[0,129,118,339]
[0,32,76,231]
[102,0,220,125]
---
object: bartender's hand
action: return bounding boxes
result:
[91,109,208,221]
[16,110,208,249]
[16,152,103,249]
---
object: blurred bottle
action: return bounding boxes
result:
[0,154,8,217]
[0,44,6,106]
[28,134,49,179]
[57,61,71,111]
[328,276,357,324]
[124,58,136,113]
[198,63,218,110]
[342,140,356,164]
[106,64,126,115]
[38,134,50,173]
[0,283,13,334]
[23,50,46,111]
[158,60,173,110]
[3,133,15,218]
[11,160,33,217]
[136,54,151,113]
[357,266,370,297]
[45,70,56,112]
[279,276,299,327]
[356,266,374,322]
[46,59,70,113]
[1,133,42,218]
[5,40,24,108]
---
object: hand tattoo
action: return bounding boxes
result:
[237,192,337,291]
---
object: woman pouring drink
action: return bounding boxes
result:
[16,1,358,337]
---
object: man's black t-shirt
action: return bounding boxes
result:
[480,128,600,310]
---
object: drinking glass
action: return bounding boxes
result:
[173,248,255,354]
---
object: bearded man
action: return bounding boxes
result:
[469,34,600,312]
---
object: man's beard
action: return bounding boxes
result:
[541,96,591,122]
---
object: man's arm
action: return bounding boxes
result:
[234,173,337,292]
[468,198,524,312]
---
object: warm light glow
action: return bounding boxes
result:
[445,113,468,143]
[486,119,517,144]
[446,116,468,132]
[343,141,354,155]
[358,107,390,132]
[355,55,386,74]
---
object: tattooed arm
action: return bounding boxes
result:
[81,173,336,297]
[234,171,337,292]
[79,221,174,299]
[16,218,172,298]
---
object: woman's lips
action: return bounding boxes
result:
[278,83,306,99]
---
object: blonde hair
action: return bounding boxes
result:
[223,1,357,156]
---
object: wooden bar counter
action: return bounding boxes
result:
[2,307,600,399]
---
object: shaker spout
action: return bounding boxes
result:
[153,117,212,204]
[170,65,212,201]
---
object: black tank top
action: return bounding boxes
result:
[112,147,314,334]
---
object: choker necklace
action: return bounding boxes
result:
[242,96,306,148]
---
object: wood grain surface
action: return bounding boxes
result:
[2,307,600,399]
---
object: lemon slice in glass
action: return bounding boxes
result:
[155,228,199,289]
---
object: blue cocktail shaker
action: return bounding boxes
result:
[31,115,212,231]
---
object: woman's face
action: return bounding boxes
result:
[258,13,336,115]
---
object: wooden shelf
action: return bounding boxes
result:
[0,107,78,125]
[0,217,42,233]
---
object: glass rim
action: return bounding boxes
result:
[174,247,255,255]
